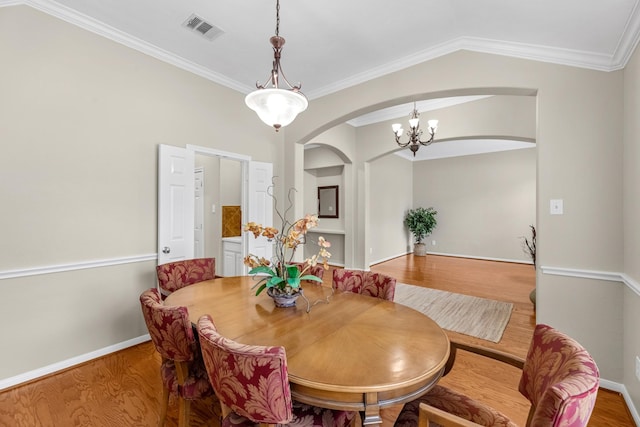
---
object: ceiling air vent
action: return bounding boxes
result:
[182,14,224,41]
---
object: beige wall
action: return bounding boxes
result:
[623,38,640,410]
[369,154,414,262]
[413,148,536,262]
[0,6,280,380]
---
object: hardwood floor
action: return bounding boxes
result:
[370,255,634,426]
[0,255,634,426]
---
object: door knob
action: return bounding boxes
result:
[162,247,171,254]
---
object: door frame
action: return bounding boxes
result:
[194,167,205,258]
[186,145,252,269]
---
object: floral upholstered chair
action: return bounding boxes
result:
[139,288,214,427]
[394,324,600,427]
[156,257,215,297]
[332,269,396,301]
[197,314,356,427]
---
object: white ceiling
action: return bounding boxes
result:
[8,0,640,100]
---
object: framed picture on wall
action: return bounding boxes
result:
[318,185,339,218]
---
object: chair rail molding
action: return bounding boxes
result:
[0,253,158,280]
[540,265,640,297]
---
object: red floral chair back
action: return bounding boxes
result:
[394,324,599,427]
[332,269,396,301]
[156,257,215,296]
[197,314,293,424]
[519,324,599,426]
[140,288,196,361]
[332,269,364,293]
[362,272,396,301]
[139,288,214,427]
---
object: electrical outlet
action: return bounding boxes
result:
[636,356,640,382]
[431,240,436,246]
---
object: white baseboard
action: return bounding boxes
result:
[426,251,532,265]
[0,334,150,391]
[369,251,532,267]
[599,379,640,426]
[370,251,411,266]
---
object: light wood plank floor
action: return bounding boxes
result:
[371,255,634,427]
[0,255,634,426]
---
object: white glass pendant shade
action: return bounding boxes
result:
[245,88,308,130]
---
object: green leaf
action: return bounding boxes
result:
[285,264,300,278]
[299,274,322,283]
[254,283,267,296]
[287,277,301,288]
[249,265,277,276]
[268,276,285,287]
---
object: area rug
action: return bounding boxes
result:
[394,283,513,343]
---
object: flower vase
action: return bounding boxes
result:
[267,287,301,308]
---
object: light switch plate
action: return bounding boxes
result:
[550,199,563,215]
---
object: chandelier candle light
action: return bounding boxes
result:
[245,0,308,132]
[392,103,439,156]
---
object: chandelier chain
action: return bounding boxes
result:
[275,0,280,37]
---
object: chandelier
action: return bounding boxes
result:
[245,0,308,132]
[392,103,439,156]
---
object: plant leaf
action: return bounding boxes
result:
[254,283,267,296]
[268,276,285,287]
[285,264,300,278]
[299,274,322,283]
[287,277,301,288]
[249,265,277,276]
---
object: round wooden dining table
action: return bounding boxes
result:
[164,276,450,426]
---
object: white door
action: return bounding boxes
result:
[158,144,195,265]
[194,168,204,258]
[247,161,273,265]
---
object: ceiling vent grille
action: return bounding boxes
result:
[182,14,224,41]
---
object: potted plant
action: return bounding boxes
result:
[244,185,332,308]
[404,207,437,256]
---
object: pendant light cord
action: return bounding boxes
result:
[275,0,280,37]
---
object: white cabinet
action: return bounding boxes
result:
[222,237,243,276]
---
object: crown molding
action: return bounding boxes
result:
[0,0,253,94]
[307,36,624,99]
[2,0,640,99]
[612,0,640,69]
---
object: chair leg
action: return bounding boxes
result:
[178,398,191,427]
[159,386,169,427]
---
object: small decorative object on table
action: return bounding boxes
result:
[244,185,332,311]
